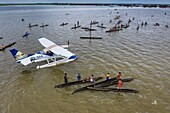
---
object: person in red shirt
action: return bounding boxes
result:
[117,79,122,89]
[117,72,122,80]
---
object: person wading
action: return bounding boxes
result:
[90,75,95,86]
[106,73,110,80]
[117,79,122,89]
[64,73,68,84]
[117,72,122,89]
[77,73,81,81]
[117,72,122,80]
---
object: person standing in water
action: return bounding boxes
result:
[106,73,110,80]
[117,72,122,80]
[117,79,122,89]
[77,73,81,81]
[90,74,95,85]
[64,73,68,84]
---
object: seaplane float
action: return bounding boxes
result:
[10,37,77,69]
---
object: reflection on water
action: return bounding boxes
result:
[0,5,170,113]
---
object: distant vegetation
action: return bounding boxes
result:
[0,3,170,8]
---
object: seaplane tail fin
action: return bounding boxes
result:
[10,49,18,59]
[10,48,32,66]
[10,48,28,60]
[10,49,21,59]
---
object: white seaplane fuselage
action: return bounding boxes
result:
[16,51,76,69]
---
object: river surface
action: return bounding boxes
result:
[0,5,170,113]
[1,0,170,4]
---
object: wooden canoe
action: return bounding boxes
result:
[72,77,134,94]
[54,76,103,88]
[87,87,139,93]
[71,25,81,29]
[80,37,102,39]
[72,77,117,94]
[97,25,106,29]
[85,28,96,31]
[90,21,99,25]
[40,24,49,27]
[60,23,68,26]
[105,28,122,33]
[28,24,38,28]
[94,77,134,88]
[0,42,16,51]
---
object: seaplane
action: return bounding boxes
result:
[10,37,77,69]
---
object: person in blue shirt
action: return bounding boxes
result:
[77,73,81,81]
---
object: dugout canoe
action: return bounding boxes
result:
[97,25,106,28]
[105,28,122,33]
[72,77,117,94]
[81,27,90,30]
[40,24,49,27]
[22,32,30,37]
[54,76,103,88]
[89,21,99,25]
[80,37,102,39]
[72,77,134,94]
[94,77,134,88]
[85,28,96,31]
[60,23,68,26]
[71,25,81,29]
[87,87,139,93]
[28,24,38,28]
[0,42,16,51]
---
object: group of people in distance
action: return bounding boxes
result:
[64,73,95,84]
[104,72,122,89]
[63,72,122,89]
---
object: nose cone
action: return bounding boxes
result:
[68,55,77,60]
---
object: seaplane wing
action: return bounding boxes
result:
[50,46,74,58]
[38,37,56,48]
[39,37,75,58]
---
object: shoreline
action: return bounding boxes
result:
[0,3,170,8]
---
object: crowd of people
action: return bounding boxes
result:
[63,72,123,89]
